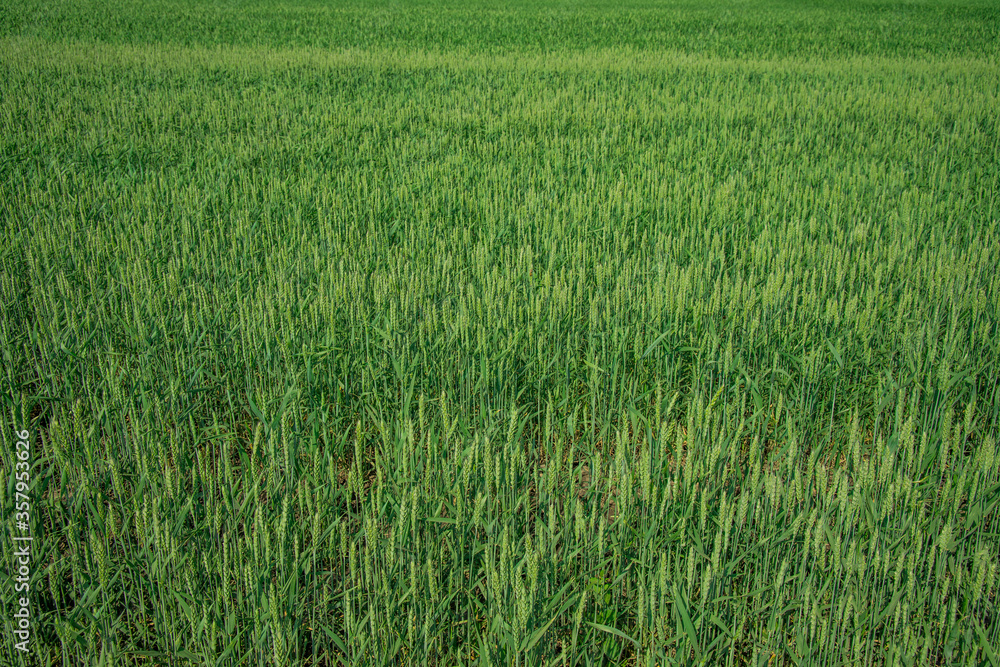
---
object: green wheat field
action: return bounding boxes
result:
[1,0,999,665]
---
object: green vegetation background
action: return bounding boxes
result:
[1,0,999,665]
[2,0,1000,55]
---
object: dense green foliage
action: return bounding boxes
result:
[2,0,1000,56]
[1,0,999,665]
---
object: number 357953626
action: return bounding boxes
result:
[14,430,30,518]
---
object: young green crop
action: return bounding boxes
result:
[1,0,999,665]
